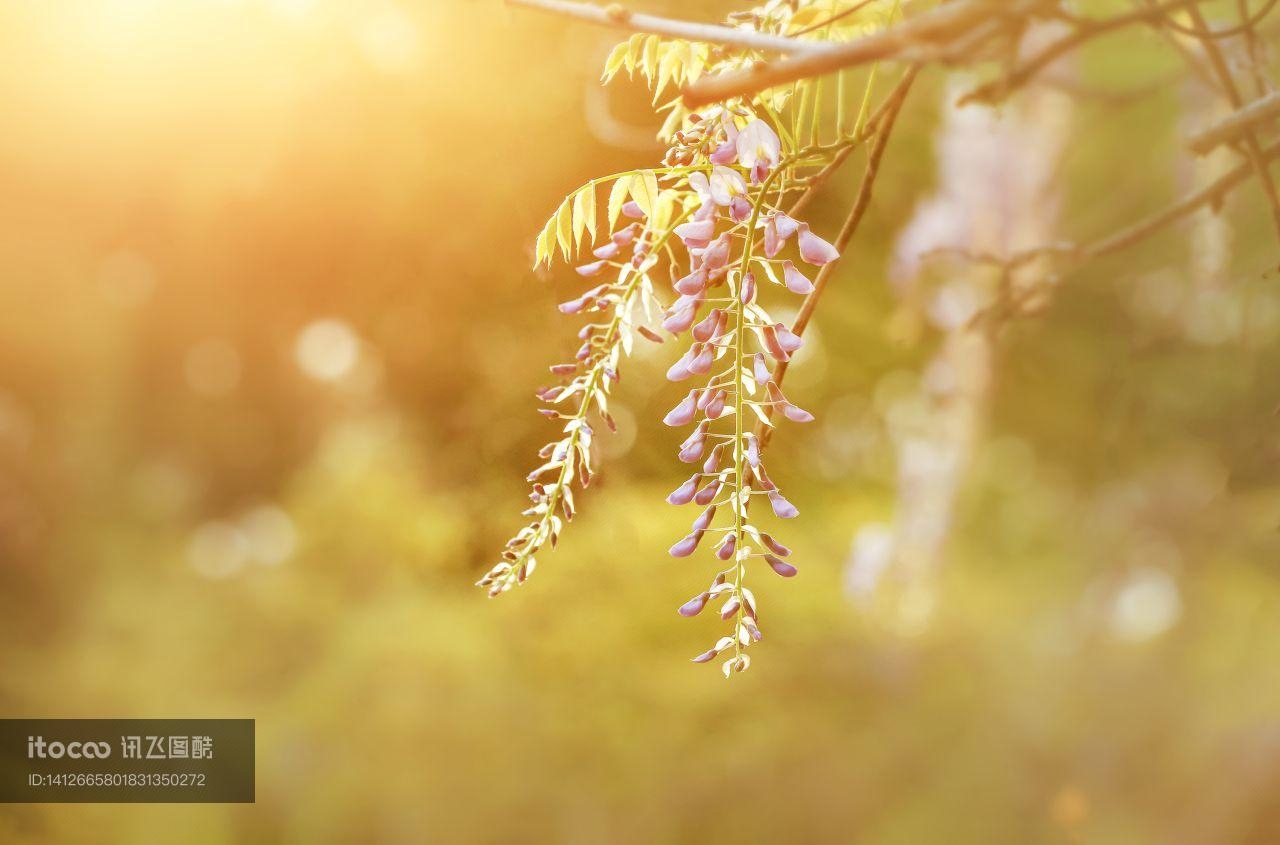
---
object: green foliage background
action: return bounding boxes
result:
[0,1,1278,842]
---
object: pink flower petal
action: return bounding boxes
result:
[768,491,799,519]
[667,475,699,506]
[694,479,720,506]
[663,390,699,426]
[621,200,645,219]
[766,554,798,577]
[761,533,791,557]
[752,353,772,385]
[679,593,710,617]
[783,260,815,294]
[668,531,704,558]
[797,225,840,266]
[691,505,716,532]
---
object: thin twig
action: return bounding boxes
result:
[1081,139,1280,258]
[1181,3,1280,244]
[958,0,1210,105]
[757,66,919,446]
[506,0,820,55]
[1189,90,1280,155]
[683,0,1027,107]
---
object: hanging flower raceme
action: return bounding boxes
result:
[486,0,864,675]
[656,113,841,675]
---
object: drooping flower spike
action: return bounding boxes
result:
[486,0,862,676]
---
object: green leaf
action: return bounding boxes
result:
[602,40,629,82]
[555,197,573,260]
[608,174,632,231]
[631,171,659,218]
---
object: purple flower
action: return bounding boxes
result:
[768,491,799,519]
[694,478,721,506]
[752,353,772,385]
[761,532,791,557]
[716,534,736,560]
[704,389,727,419]
[709,139,737,165]
[663,390,699,426]
[729,195,751,223]
[675,268,709,296]
[691,649,717,664]
[767,383,814,423]
[662,305,698,335]
[687,344,714,375]
[558,296,589,315]
[669,531,704,558]
[783,260,814,295]
[667,475,699,505]
[691,505,716,532]
[773,322,804,353]
[740,272,757,305]
[549,363,577,376]
[797,225,839,266]
[701,445,722,474]
[666,353,693,382]
[679,593,710,617]
[593,242,621,260]
[701,234,732,274]
[612,224,639,246]
[765,554,798,577]
[709,166,748,207]
[692,309,723,343]
[762,325,790,362]
[621,200,645,219]
[675,217,716,248]
[736,119,781,184]
[774,213,800,239]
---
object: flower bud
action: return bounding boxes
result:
[691,309,722,343]
[679,593,710,617]
[691,648,717,663]
[761,532,791,557]
[621,200,645,219]
[798,224,839,266]
[674,269,709,295]
[691,505,716,532]
[667,475,699,506]
[752,353,772,385]
[694,478,721,506]
[766,554,798,577]
[768,490,799,519]
[740,272,756,305]
[662,306,698,335]
[576,260,607,277]
[687,344,714,375]
[668,531,704,558]
[773,323,804,353]
[663,390,700,426]
[716,534,736,561]
[783,260,815,294]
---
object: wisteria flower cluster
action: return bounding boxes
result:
[481,0,874,674]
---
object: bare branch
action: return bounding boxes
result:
[759,67,920,446]
[1180,3,1280,244]
[1190,91,1280,156]
[958,0,1209,106]
[1080,140,1278,259]
[506,0,819,55]
[683,0,1014,107]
